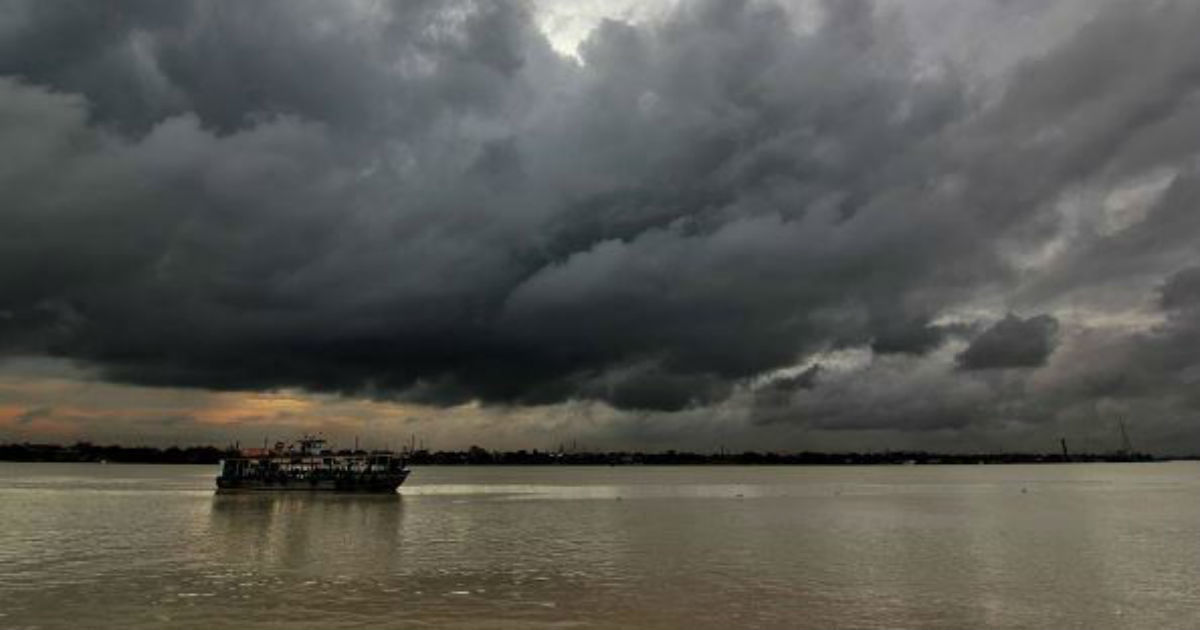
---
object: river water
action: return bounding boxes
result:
[1,462,1198,629]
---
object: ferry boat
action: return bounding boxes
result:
[216,435,409,492]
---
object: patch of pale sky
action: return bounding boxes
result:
[1099,167,1177,235]
[530,0,674,58]
[0,357,628,450]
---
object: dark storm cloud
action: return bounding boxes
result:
[2,0,1200,445]
[1160,266,1200,312]
[869,319,947,356]
[0,1,544,134]
[956,314,1059,370]
[750,364,819,423]
[0,0,966,410]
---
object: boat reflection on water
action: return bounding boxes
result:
[207,492,406,572]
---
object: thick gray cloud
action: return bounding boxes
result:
[1,0,1200,449]
[957,314,1059,370]
[1160,266,1200,312]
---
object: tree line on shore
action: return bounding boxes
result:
[0,441,1162,465]
[0,442,230,464]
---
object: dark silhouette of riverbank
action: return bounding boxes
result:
[0,442,229,464]
[0,441,1165,465]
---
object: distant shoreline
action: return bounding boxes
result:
[0,442,1177,465]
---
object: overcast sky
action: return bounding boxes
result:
[2,0,1199,454]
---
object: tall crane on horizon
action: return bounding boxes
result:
[1118,417,1134,456]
